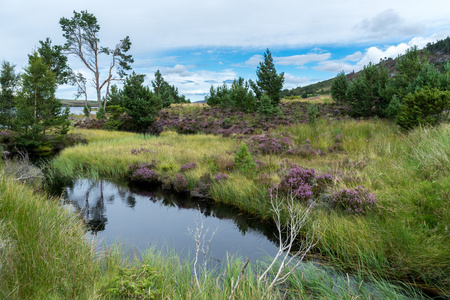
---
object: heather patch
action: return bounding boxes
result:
[331,186,377,215]
[214,172,228,182]
[173,173,189,192]
[180,162,198,172]
[128,161,159,183]
[246,133,290,155]
[150,102,348,136]
[131,147,156,155]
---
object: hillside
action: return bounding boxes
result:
[282,36,450,98]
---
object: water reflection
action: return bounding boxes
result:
[61,179,280,261]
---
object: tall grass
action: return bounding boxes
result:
[49,123,450,296]
[0,173,99,299]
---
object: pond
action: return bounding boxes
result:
[68,106,97,115]
[61,179,281,263]
[60,179,441,299]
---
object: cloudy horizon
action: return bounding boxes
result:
[1,0,449,102]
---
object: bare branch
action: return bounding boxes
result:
[259,190,320,290]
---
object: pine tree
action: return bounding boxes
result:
[250,49,284,106]
[331,71,348,104]
[15,53,69,147]
[0,61,18,129]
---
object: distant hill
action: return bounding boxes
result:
[60,99,98,107]
[282,36,450,98]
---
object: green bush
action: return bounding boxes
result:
[234,143,256,175]
[331,71,348,104]
[397,87,450,129]
[347,63,391,118]
[307,102,319,124]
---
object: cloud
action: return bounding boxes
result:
[245,55,263,66]
[356,9,425,39]
[283,73,310,89]
[245,53,331,67]
[343,51,363,62]
[275,53,331,66]
[144,66,237,101]
[313,40,414,74]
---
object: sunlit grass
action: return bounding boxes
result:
[51,121,450,296]
[0,173,99,299]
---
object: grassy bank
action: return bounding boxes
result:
[0,172,98,299]
[49,120,449,296]
[1,169,426,299]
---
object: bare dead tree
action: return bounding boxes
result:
[60,11,133,110]
[259,191,320,290]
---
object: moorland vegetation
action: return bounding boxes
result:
[1,10,449,299]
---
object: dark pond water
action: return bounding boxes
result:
[60,179,440,299]
[61,179,280,263]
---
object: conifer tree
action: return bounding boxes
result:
[250,49,284,106]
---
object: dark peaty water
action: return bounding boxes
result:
[61,179,280,263]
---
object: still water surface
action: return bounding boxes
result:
[62,179,280,262]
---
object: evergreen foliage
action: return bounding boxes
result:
[257,93,276,115]
[107,84,123,106]
[152,70,190,108]
[34,38,72,85]
[392,46,429,99]
[59,10,133,110]
[331,71,348,104]
[234,143,256,174]
[397,87,450,129]
[426,36,450,54]
[206,77,256,112]
[0,61,18,129]
[346,63,390,118]
[250,49,284,106]
[15,53,69,148]
[121,72,161,132]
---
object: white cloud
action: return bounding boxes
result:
[343,51,363,62]
[275,53,331,66]
[283,73,310,89]
[143,66,238,101]
[245,53,331,67]
[245,55,263,66]
[312,35,435,74]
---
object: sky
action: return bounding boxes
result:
[1,0,449,102]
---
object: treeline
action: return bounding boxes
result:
[102,70,190,132]
[426,36,450,54]
[331,46,450,129]
[0,10,192,155]
[205,49,285,116]
[0,54,70,156]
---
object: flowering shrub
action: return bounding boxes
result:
[331,186,377,215]
[214,173,228,182]
[128,160,159,183]
[180,162,198,172]
[149,102,349,136]
[247,134,290,155]
[131,168,158,182]
[173,173,189,192]
[131,148,156,155]
[274,166,316,201]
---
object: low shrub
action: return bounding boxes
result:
[331,186,377,215]
[173,173,189,192]
[180,162,197,172]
